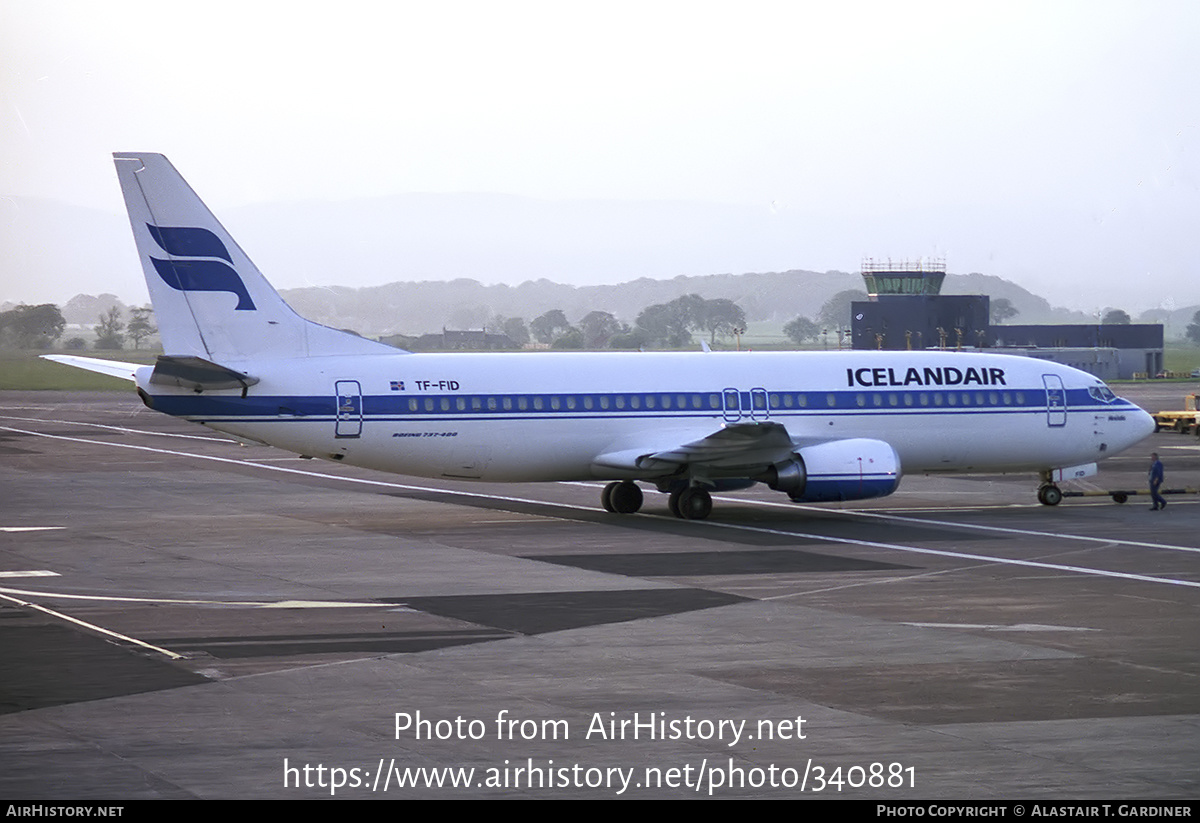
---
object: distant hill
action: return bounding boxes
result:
[5,193,1192,340]
[277,269,1100,337]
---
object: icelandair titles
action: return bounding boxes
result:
[848,366,1007,388]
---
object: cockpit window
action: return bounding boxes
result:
[1088,384,1117,403]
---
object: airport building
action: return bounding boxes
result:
[849,259,1163,379]
[990,325,1164,381]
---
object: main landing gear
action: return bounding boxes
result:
[600,481,714,520]
[668,486,712,520]
[601,480,643,514]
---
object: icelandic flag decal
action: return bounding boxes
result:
[146,224,256,310]
[390,381,405,391]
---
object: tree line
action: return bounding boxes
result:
[0,304,156,351]
[505,294,749,350]
[5,294,1197,352]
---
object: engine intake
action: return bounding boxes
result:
[759,439,901,503]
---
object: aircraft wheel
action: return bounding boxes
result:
[609,481,643,514]
[1037,484,1063,506]
[1112,492,1128,504]
[668,489,683,518]
[601,481,619,513]
[677,487,713,520]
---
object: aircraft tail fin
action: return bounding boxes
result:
[113,153,400,363]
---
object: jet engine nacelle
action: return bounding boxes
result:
[760,438,901,503]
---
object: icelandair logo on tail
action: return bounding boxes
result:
[146,224,256,310]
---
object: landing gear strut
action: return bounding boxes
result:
[601,481,643,514]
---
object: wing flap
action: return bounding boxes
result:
[592,421,797,477]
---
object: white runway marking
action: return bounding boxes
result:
[0,590,185,660]
[5,423,1200,591]
[0,570,59,578]
[0,584,385,609]
[711,493,1200,555]
[0,526,65,532]
[0,413,227,442]
[903,622,1099,632]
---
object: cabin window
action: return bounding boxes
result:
[440,398,450,411]
[487,397,497,411]
[855,393,866,407]
[550,397,560,410]
[502,397,513,411]
[424,398,434,412]
[583,396,594,410]
[533,397,544,410]
[661,395,672,409]
[826,393,837,407]
[456,398,466,411]
[517,397,528,411]
[630,395,641,410]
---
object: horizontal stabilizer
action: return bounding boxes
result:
[41,355,141,382]
[148,355,259,392]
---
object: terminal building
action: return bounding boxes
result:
[849,259,1163,379]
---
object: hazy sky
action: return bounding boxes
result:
[2,0,1197,314]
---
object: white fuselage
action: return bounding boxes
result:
[135,349,1155,484]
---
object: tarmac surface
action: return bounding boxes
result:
[0,384,1197,799]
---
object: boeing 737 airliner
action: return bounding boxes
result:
[46,153,1155,520]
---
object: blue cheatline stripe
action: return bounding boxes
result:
[149,388,1134,423]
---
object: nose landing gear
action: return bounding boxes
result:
[1037,484,1063,506]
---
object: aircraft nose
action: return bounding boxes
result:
[1131,407,1157,443]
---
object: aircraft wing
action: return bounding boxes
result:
[41,355,142,382]
[592,421,797,477]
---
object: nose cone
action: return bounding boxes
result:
[1121,405,1157,451]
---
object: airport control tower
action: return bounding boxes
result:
[851,258,989,350]
[860,257,946,297]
